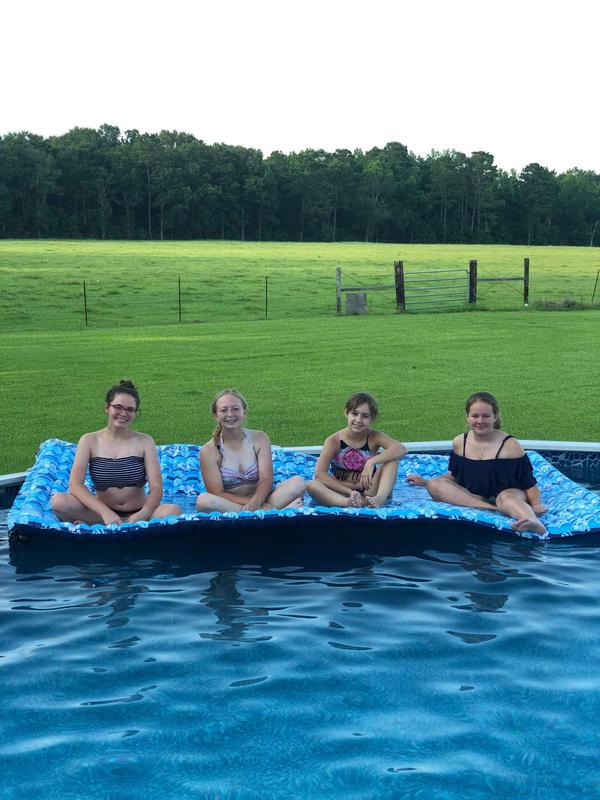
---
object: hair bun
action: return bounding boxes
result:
[119,379,137,390]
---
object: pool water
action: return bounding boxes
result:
[1,510,600,800]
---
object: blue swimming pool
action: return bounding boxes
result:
[1,510,600,799]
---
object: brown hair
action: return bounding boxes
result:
[465,391,502,429]
[106,379,140,410]
[211,388,248,446]
[344,392,379,419]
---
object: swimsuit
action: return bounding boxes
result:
[449,433,536,501]
[89,456,147,492]
[330,434,371,482]
[219,432,260,491]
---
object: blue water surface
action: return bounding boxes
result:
[1,509,600,800]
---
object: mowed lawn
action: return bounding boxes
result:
[2,308,599,473]
[1,240,600,332]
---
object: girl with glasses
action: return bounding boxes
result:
[52,379,181,526]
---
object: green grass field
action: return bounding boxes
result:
[2,292,599,472]
[1,240,599,332]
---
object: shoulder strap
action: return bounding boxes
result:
[243,429,259,458]
[463,431,468,455]
[495,434,513,458]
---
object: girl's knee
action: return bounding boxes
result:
[196,493,219,512]
[289,476,306,494]
[426,477,446,501]
[306,479,322,496]
[496,488,523,504]
[50,492,68,513]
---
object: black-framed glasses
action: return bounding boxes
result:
[109,403,137,415]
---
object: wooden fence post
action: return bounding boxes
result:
[394,261,405,311]
[469,260,477,304]
[336,267,342,314]
[523,258,530,306]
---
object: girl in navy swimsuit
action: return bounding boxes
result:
[407,392,547,536]
[196,389,306,513]
[307,392,407,508]
[52,380,181,526]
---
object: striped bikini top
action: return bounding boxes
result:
[89,456,147,492]
[218,432,260,491]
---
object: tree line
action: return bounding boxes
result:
[1,125,598,246]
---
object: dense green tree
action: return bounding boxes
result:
[0,125,598,245]
[519,163,559,245]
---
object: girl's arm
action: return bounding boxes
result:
[313,434,354,496]
[499,438,546,513]
[241,431,274,511]
[525,485,547,515]
[407,434,461,485]
[68,434,122,526]
[127,436,164,523]
[359,431,407,489]
[200,441,247,507]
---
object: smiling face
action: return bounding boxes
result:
[105,392,138,427]
[345,402,373,435]
[213,393,247,430]
[466,401,497,435]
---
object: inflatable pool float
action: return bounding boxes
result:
[7,439,600,541]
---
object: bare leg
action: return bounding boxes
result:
[495,489,547,535]
[196,492,244,513]
[306,478,354,508]
[365,461,399,508]
[267,476,306,509]
[51,492,104,524]
[424,477,497,511]
[152,503,182,518]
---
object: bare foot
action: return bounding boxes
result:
[365,494,387,509]
[282,498,303,510]
[511,517,548,537]
[349,490,366,508]
[406,474,427,487]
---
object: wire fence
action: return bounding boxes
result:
[1,268,599,332]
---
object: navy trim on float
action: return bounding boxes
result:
[6,439,600,541]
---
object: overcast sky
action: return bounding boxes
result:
[3,0,598,174]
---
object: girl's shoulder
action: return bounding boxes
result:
[133,431,155,450]
[77,429,104,450]
[497,433,525,458]
[451,432,466,453]
[244,428,270,448]
[324,430,343,447]
[201,437,219,455]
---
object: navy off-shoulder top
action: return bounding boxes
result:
[449,434,536,499]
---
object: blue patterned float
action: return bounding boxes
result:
[8,439,600,541]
